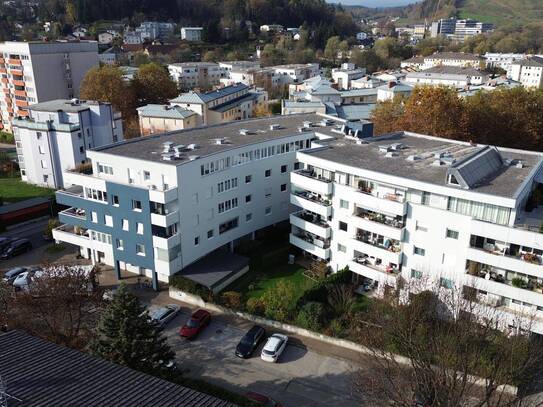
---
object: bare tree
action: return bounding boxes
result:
[8,265,103,348]
[354,277,543,407]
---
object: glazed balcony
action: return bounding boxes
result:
[352,207,404,241]
[291,169,333,195]
[289,232,330,260]
[290,210,331,239]
[290,190,332,218]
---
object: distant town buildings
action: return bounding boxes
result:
[0,41,99,132]
[402,52,484,70]
[331,63,366,90]
[484,53,526,72]
[13,99,123,188]
[168,62,224,90]
[260,24,284,33]
[405,66,489,88]
[124,21,175,44]
[430,18,493,42]
[181,27,203,42]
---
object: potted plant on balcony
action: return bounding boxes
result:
[522,252,540,264]
[42,218,59,241]
[511,277,527,289]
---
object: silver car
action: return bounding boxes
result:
[150,304,181,327]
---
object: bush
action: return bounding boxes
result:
[246,297,265,316]
[296,301,326,331]
[0,131,14,144]
[261,280,297,322]
[43,218,60,239]
[219,291,243,310]
[45,243,66,254]
[170,275,214,302]
[297,266,352,306]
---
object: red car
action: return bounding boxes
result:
[179,309,210,339]
[245,392,283,407]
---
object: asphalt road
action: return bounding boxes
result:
[159,308,363,407]
[1,218,50,250]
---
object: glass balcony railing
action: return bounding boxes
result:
[293,210,330,228]
[294,169,332,183]
[293,190,332,206]
[354,230,401,253]
[354,208,404,229]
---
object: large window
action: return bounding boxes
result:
[447,197,510,225]
[219,217,239,235]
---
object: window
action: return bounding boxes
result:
[219,217,239,234]
[194,236,200,245]
[265,206,272,215]
[245,194,252,203]
[218,177,238,193]
[280,183,287,192]
[143,171,150,180]
[245,175,252,183]
[340,199,349,209]
[79,146,84,154]
[265,169,271,177]
[207,229,214,239]
[105,215,113,227]
[338,243,346,253]
[136,243,145,256]
[421,191,430,205]
[411,269,422,279]
[40,160,47,169]
[36,131,42,140]
[440,277,453,289]
[122,219,129,231]
[136,223,144,235]
[415,221,428,232]
[246,213,252,222]
[413,246,425,256]
[112,195,119,206]
[281,164,287,173]
[91,211,98,223]
[38,145,45,154]
[218,197,238,214]
[116,239,124,250]
[98,163,113,175]
[446,229,459,239]
[42,175,48,182]
[339,221,348,232]
[294,162,301,170]
[132,200,142,211]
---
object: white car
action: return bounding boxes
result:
[150,304,181,327]
[260,333,288,363]
[12,269,43,291]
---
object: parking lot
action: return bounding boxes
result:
[158,306,364,407]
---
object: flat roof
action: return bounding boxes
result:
[28,99,106,113]
[305,132,541,198]
[182,250,249,289]
[0,330,234,407]
[95,113,334,165]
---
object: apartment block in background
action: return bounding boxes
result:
[168,62,224,90]
[180,27,203,42]
[0,41,99,131]
[509,56,543,89]
[137,104,201,135]
[13,99,123,188]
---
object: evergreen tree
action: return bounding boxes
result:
[91,283,175,375]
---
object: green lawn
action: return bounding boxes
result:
[0,176,55,203]
[226,263,316,301]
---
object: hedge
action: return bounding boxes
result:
[297,266,351,306]
[170,275,214,302]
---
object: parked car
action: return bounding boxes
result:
[235,325,266,358]
[179,309,210,339]
[260,333,288,363]
[0,237,15,253]
[2,267,28,284]
[0,239,32,259]
[245,392,283,407]
[150,304,181,327]
[12,269,43,291]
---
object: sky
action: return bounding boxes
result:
[327,0,421,7]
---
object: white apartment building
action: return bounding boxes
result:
[484,53,526,73]
[273,64,320,84]
[181,27,203,42]
[331,63,366,90]
[137,104,201,136]
[289,121,543,334]
[509,56,543,89]
[52,113,330,291]
[405,66,488,88]
[12,99,123,188]
[218,61,261,73]
[0,41,99,131]
[260,25,284,33]
[419,52,484,69]
[168,62,224,90]
[169,83,267,126]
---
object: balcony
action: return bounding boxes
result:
[290,210,331,239]
[289,233,330,260]
[291,169,333,195]
[52,224,90,247]
[352,208,404,241]
[290,190,332,218]
[352,231,402,265]
[351,186,407,216]
[152,233,180,250]
[149,186,178,204]
[349,255,401,287]
[151,210,179,227]
[60,207,86,220]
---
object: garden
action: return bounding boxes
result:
[170,227,372,339]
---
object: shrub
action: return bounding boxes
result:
[246,297,265,315]
[170,275,214,302]
[296,301,326,331]
[219,291,243,310]
[261,280,297,322]
[298,266,352,306]
[327,318,347,338]
[45,243,66,254]
[0,130,14,144]
[43,218,60,239]
[327,284,355,316]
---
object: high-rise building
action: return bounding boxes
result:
[0,41,99,132]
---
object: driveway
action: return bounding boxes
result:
[159,307,364,407]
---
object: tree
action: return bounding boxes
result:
[253,102,270,117]
[8,266,102,348]
[132,63,178,106]
[354,280,543,406]
[324,35,341,64]
[80,65,136,120]
[350,48,384,74]
[296,301,325,331]
[261,280,297,322]
[91,283,174,375]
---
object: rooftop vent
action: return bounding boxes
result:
[433,151,445,159]
[432,159,444,166]
[213,138,228,145]
[390,143,403,151]
[406,155,421,161]
[239,129,252,136]
[270,124,281,131]
[187,143,198,150]
[162,141,174,153]
[298,126,311,133]
[385,151,398,158]
[162,152,176,161]
[188,155,200,161]
[441,156,456,166]
[302,121,313,128]
[70,98,80,105]
[319,118,334,126]
[173,144,185,152]
[515,160,524,169]
[378,145,391,153]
